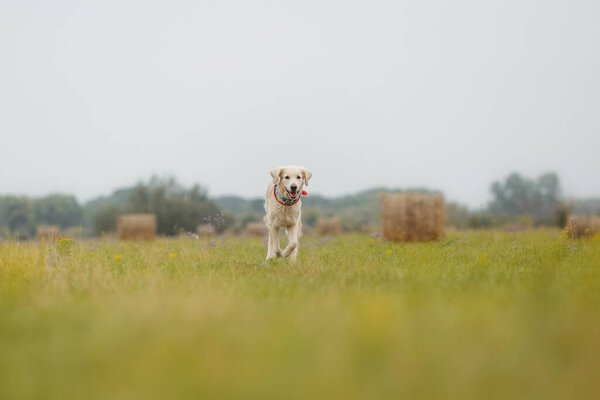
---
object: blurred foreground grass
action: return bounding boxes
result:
[1,230,599,400]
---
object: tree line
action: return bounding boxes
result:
[0,194,82,239]
[216,172,599,231]
[1,172,599,239]
[0,177,223,239]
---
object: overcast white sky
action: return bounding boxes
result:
[1,0,598,208]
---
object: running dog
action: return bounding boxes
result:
[264,165,312,261]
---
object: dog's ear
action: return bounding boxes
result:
[301,167,312,186]
[270,167,283,185]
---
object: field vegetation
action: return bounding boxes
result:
[1,230,599,399]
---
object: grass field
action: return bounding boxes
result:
[1,230,599,400]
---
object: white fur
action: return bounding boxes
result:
[264,165,312,261]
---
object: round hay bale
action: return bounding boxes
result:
[196,224,216,238]
[36,225,62,241]
[565,215,600,239]
[317,218,342,236]
[117,214,157,241]
[380,192,445,242]
[244,222,267,237]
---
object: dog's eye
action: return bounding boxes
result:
[284,176,289,179]
[296,176,301,179]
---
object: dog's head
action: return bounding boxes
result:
[270,165,312,199]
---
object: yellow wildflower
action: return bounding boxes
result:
[169,253,177,258]
[114,254,123,260]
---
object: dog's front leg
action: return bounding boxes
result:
[266,226,282,260]
[282,224,299,261]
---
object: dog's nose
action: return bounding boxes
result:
[291,185,298,191]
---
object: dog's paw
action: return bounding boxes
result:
[282,242,297,258]
[266,249,283,260]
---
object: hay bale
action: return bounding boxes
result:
[244,222,267,237]
[380,192,445,242]
[317,218,342,236]
[565,215,600,239]
[117,214,157,240]
[196,224,216,238]
[36,225,62,241]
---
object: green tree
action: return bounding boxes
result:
[88,177,223,236]
[488,172,562,225]
[82,188,134,236]
[125,177,223,235]
[34,194,82,229]
[0,196,35,238]
[92,205,120,236]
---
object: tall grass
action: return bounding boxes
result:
[1,230,599,399]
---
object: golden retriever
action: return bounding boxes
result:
[264,165,312,261]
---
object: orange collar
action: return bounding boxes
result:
[273,185,307,206]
